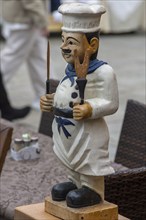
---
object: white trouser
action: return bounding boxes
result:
[1,28,51,98]
[68,169,104,201]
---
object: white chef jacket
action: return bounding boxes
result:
[52,61,119,176]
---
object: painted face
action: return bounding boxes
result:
[60,31,90,65]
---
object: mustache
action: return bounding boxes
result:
[62,49,71,54]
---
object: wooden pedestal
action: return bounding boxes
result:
[14,203,129,220]
[45,196,118,220]
[15,203,57,220]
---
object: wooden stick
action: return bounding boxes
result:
[46,40,50,94]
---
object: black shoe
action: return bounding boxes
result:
[51,182,77,201]
[66,186,101,208]
[2,106,31,121]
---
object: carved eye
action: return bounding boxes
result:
[69,41,73,45]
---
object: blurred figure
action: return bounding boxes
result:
[0,71,30,121]
[1,0,50,111]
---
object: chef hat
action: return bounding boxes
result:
[58,3,106,33]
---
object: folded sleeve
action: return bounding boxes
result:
[85,64,119,119]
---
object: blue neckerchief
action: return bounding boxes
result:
[61,59,107,86]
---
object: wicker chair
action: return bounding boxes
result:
[105,99,146,220]
[105,167,146,220]
[0,124,13,174]
[39,95,146,220]
[115,99,146,168]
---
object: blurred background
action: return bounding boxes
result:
[0,0,145,161]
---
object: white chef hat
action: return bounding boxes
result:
[58,3,106,33]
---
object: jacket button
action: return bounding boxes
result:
[69,102,73,108]
[71,92,78,99]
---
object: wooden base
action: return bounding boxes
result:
[45,196,118,220]
[15,203,58,220]
[14,202,129,220]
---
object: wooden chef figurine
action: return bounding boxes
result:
[40,3,119,208]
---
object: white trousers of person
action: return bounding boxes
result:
[68,168,104,201]
[1,27,53,109]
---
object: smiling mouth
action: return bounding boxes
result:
[63,54,71,58]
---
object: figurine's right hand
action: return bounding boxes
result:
[40,94,54,112]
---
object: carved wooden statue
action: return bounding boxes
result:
[40,3,119,208]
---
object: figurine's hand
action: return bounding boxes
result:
[73,102,92,120]
[40,94,54,112]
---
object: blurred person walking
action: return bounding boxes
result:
[1,0,50,111]
[0,70,30,121]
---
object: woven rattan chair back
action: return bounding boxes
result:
[0,124,13,174]
[105,167,146,220]
[115,99,146,168]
